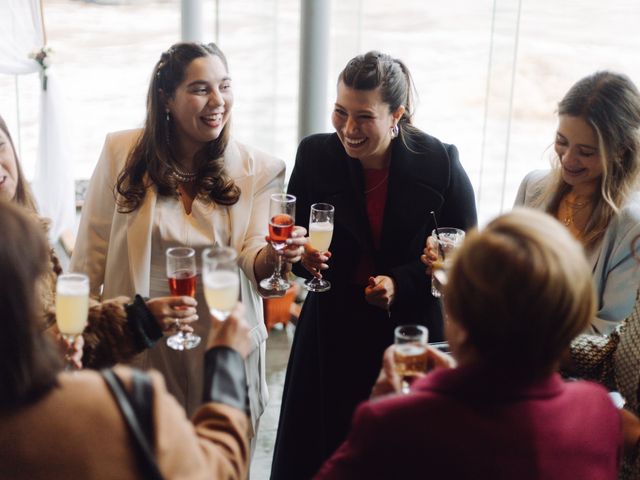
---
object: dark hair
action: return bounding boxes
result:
[338,51,418,140]
[444,208,595,380]
[0,200,62,409]
[116,42,240,213]
[0,115,38,212]
[547,71,640,249]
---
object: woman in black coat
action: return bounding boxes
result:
[271,51,477,479]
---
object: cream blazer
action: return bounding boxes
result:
[71,129,285,430]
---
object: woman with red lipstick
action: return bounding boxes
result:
[271,51,477,479]
[71,43,306,447]
[515,71,640,335]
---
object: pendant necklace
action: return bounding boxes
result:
[364,172,389,194]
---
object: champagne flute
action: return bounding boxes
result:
[305,202,334,292]
[203,246,239,321]
[259,193,296,294]
[166,247,201,350]
[394,325,429,394]
[56,273,90,343]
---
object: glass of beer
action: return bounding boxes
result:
[56,273,90,343]
[259,193,296,295]
[202,246,239,321]
[166,246,200,350]
[431,227,465,298]
[394,324,429,394]
[305,203,334,292]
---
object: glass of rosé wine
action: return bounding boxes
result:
[166,246,200,350]
[259,193,296,295]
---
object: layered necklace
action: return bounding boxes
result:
[559,194,591,227]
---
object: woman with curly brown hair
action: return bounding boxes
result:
[70,42,306,444]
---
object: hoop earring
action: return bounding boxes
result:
[390,124,399,139]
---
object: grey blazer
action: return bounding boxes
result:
[515,169,640,335]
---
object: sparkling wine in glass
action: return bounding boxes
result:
[203,246,239,321]
[166,247,201,350]
[259,193,296,294]
[305,203,334,292]
[56,273,90,343]
[394,325,429,394]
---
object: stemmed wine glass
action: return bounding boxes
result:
[305,202,334,292]
[259,193,296,294]
[56,273,90,343]
[166,247,201,350]
[203,246,240,321]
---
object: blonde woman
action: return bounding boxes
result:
[514,71,640,335]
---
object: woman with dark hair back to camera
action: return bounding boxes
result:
[0,200,253,479]
[70,42,306,445]
[271,51,477,479]
[317,208,622,479]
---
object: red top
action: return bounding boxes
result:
[353,168,389,285]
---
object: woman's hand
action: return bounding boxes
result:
[301,245,332,278]
[61,334,84,370]
[46,324,84,369]
[620,408,640,458]
[282,226,308,265]
[146,296,198,333]
[420,235,438,275]
[364,275,396,311]
[206,303,252,358]
[370,345,456,399]
[370,345,403,398]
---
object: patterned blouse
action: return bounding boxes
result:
[571,290,640,479]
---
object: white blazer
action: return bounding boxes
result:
[71,129,285,430]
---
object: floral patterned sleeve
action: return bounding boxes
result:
[569,329,621,392]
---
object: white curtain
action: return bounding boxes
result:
[0,0,75,243]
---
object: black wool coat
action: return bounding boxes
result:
[271,130,477,480]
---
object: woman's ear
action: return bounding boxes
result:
[392,105,405,126]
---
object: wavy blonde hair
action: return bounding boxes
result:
[541,71,640,250]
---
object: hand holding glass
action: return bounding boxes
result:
[203,246,239,321]
[394,324,429,394]
[166,247,201,350]
[56,273,90,343]
[431,227,465,298]
[305,203,334,292]
[260,193,296,294]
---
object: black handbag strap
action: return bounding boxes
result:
[101,369,164,480]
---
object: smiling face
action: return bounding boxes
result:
[555,115,604,195]
[331,81,404,168]
[166,54,233,160]
[0,127,18,202]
